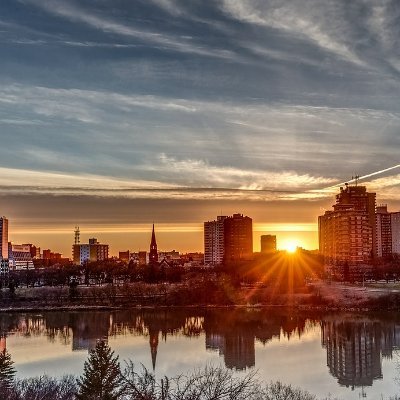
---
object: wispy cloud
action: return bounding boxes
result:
[21,0,236,59]
[0,167,178,191]
[150,153,337,190]
[219,0,366,67]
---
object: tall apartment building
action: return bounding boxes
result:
[376,205,392,258]
[0,217,9,276]
[204,216,227,266]
[223,214,253,263]
[260,235,276,253]
[0,217,8,259]
[391,212,400,255]
[73,238,109,265]
[318,184,375,267]
[335,184,376,256]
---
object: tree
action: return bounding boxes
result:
[76,340,123,400]
[0,349,15,393]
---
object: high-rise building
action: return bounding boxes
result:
[376,205,392,258]
[223,214,253,263]
[391,212,400,255]
[334,184,376,256]
[149,224,158,265]
[204,216,227,266]
[0,217,8,259]
[260,235,276,253]
[73,237,109,265]
[204,214,253,265]
[318,184,375,268]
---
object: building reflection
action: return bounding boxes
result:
[4,308,400,388]
[321,316,400,388]
[70,312,110,351]
[0,309,310,372]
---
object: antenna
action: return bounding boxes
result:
[354,174,359,186]
[74,226,80,244]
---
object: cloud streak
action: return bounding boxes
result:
[21,0,236,60]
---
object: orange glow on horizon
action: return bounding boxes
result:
[9,222,319,257]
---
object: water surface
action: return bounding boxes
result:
[1,308,400,399]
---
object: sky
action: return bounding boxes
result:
[1,0,400,256]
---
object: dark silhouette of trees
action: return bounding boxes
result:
[0,349,15,393]
[9,375,77,400]
[76,340,123,400]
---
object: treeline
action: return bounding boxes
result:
[327,254,400,283]
[219,250,324,290]
[2,260,187,291]
[0,252,326,294]
[0,340,322,400]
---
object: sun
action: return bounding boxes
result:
[281,239,300,253]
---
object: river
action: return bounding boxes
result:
[1,308,400,399]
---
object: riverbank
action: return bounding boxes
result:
[2,279,400,312]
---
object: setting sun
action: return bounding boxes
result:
[281,239,301,253]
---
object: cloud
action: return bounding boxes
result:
[1,83,400,192]
[151,153,337,190]
[0,167,178,190]
[148,0,183,16]
[21,0,236,60]
[219,0,366,66]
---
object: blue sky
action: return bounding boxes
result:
[1,0,400,252]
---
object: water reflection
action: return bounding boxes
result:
[1,309,400,390]
[321,316,400,388]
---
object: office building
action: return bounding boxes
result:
[260,235,276,253]
[22,244,40,259]
[73,238,109,265]
[376,205,392,258]
[9,244,34,270]
[204,216,227,266]
[223,214,253,263]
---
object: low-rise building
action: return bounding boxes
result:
[8,243,34,270]
[73,238,109,265]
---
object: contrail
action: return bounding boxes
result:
[324,164,400,190]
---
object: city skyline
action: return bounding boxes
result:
[2,1,400,255]
[3,180,400,258]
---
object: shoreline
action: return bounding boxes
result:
[0,302,394,313]
[2,280,400,313]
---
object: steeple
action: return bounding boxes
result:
[149,330,159,371]
[149,224,158,265]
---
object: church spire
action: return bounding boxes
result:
[149,330,159,371]
[149,223,158,265]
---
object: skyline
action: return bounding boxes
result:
[2,1,400,254]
